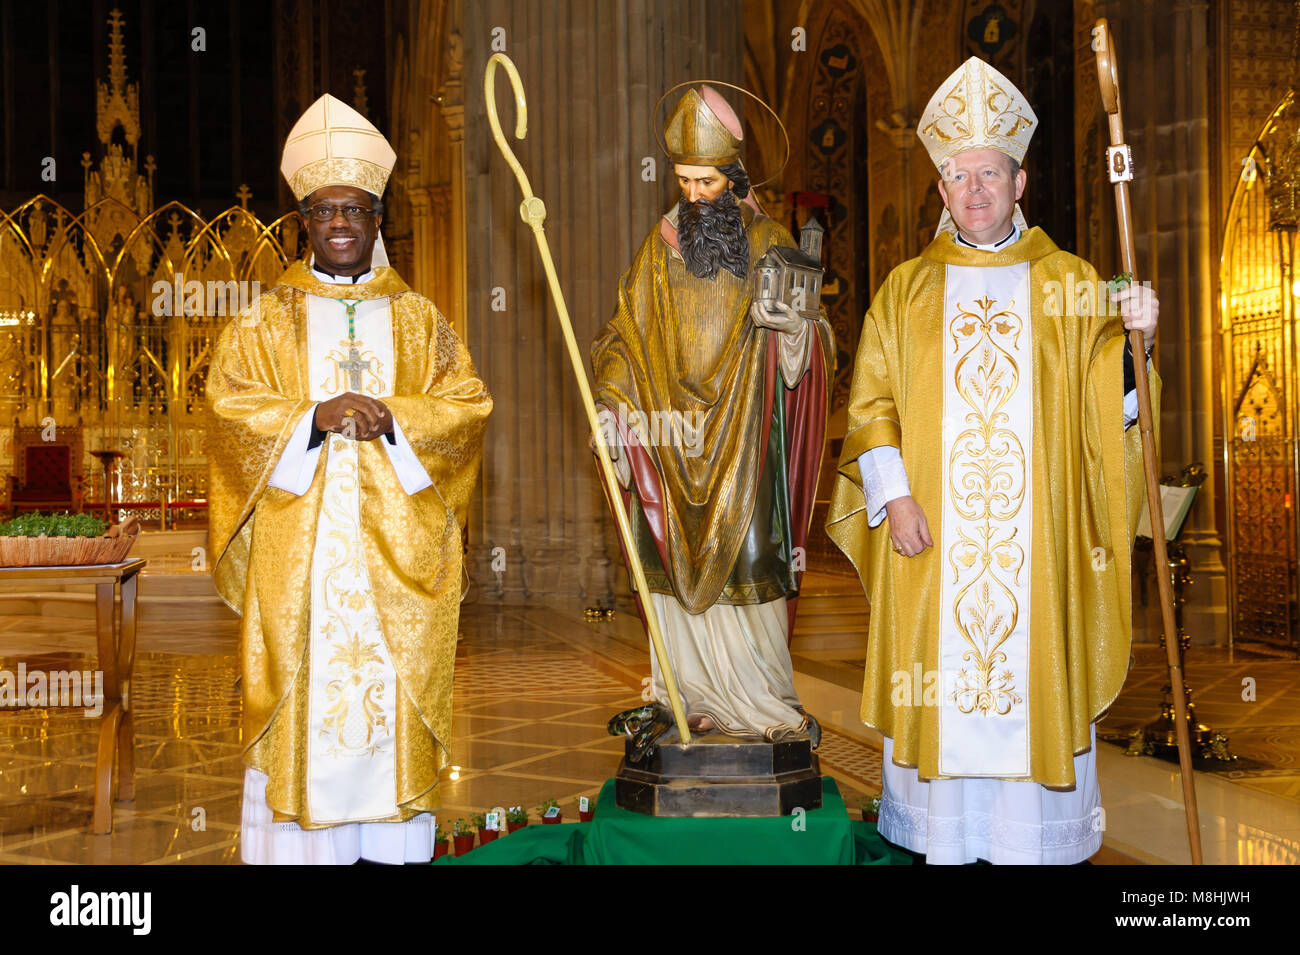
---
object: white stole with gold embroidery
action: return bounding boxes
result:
[938,262,1032,778]
[303,294,402,823]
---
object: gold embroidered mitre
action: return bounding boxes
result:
[664,86,742,165]
[280,94,397,201]
[918,57,1037,172]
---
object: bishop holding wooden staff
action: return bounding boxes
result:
[826,57,1159,864]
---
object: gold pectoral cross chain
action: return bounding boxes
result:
[336,298,368,391]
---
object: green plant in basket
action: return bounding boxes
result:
[433,823,448,843]
[0,512,108,538]
[471,812,488,830]
[535,798,559,815]
[451,818,473,836]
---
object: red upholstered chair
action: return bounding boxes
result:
[9,422,84,516]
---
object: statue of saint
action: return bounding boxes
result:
[592,86,834,752]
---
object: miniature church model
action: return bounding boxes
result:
[755,216,825,319]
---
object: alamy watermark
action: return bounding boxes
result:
[151,272,260,317]
[0,664,103,717]
[601,403,704,457]
[1041,274,1152,318]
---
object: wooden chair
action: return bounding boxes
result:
[8,420,84,516]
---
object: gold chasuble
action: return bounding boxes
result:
[826,228,1158,787]
[593,204,835,614]
[208,262,491,827]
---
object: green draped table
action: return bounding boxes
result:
[434,777,909,865]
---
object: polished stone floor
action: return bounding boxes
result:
[0,565,1296,864]
[0,581,890,864]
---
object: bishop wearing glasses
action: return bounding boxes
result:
[206,94,492,864]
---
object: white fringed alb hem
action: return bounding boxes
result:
[240,768,435,865]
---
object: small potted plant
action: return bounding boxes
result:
[575,795,595,822]
[473,812,500,846]
[433,823,449,859]
[451,817,476,855]
[506,805,529,833]
[537,798,562,824]
[860,794,882,824]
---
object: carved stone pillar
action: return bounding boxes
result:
[436,29,468,341]
[881,120,918,257]
[405,184,433,294]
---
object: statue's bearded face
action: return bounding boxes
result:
[674,164,748,280]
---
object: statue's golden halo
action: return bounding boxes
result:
[653,80,790,188]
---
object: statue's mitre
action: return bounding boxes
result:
[280,94,397,201]
[664,86,743,166]
[918,57,1037,171]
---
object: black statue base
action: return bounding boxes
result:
[614,733,822,817]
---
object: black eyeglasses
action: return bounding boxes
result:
[303,204,374,222]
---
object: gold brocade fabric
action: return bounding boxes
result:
[591,207,833,614]
[206,261,491,826]
[825,228,1158,787]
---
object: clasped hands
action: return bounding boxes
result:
[315,392,393,442]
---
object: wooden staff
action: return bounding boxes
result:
[1093,17,1203,864]
[484,52,692,745]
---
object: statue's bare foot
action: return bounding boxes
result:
[687,715,716,733]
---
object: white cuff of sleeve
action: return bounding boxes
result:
[1123,388,1139,429]
[1122,357,1151,430]
[267,405,323,497]
[382,417,435,496]
[858,446,911,528]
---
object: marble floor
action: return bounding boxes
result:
[0,581,891,864]
[0,566,1296,864]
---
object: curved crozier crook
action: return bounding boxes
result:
[480,50,691,744]
[1094,18,1122,117]
[484,53,536,204]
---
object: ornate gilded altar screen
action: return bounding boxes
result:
[0,196,307,518]
[1221,91,1300,658]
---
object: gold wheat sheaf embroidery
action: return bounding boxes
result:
[317,442,391,757]
[947,295,1026,717]
[322,633,389,755]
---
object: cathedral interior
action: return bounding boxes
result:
[0,0,1297,872]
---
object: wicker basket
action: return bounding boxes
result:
[0,516,141,567]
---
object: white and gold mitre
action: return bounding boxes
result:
[280,94,397,201]
[918,57,1037,171]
